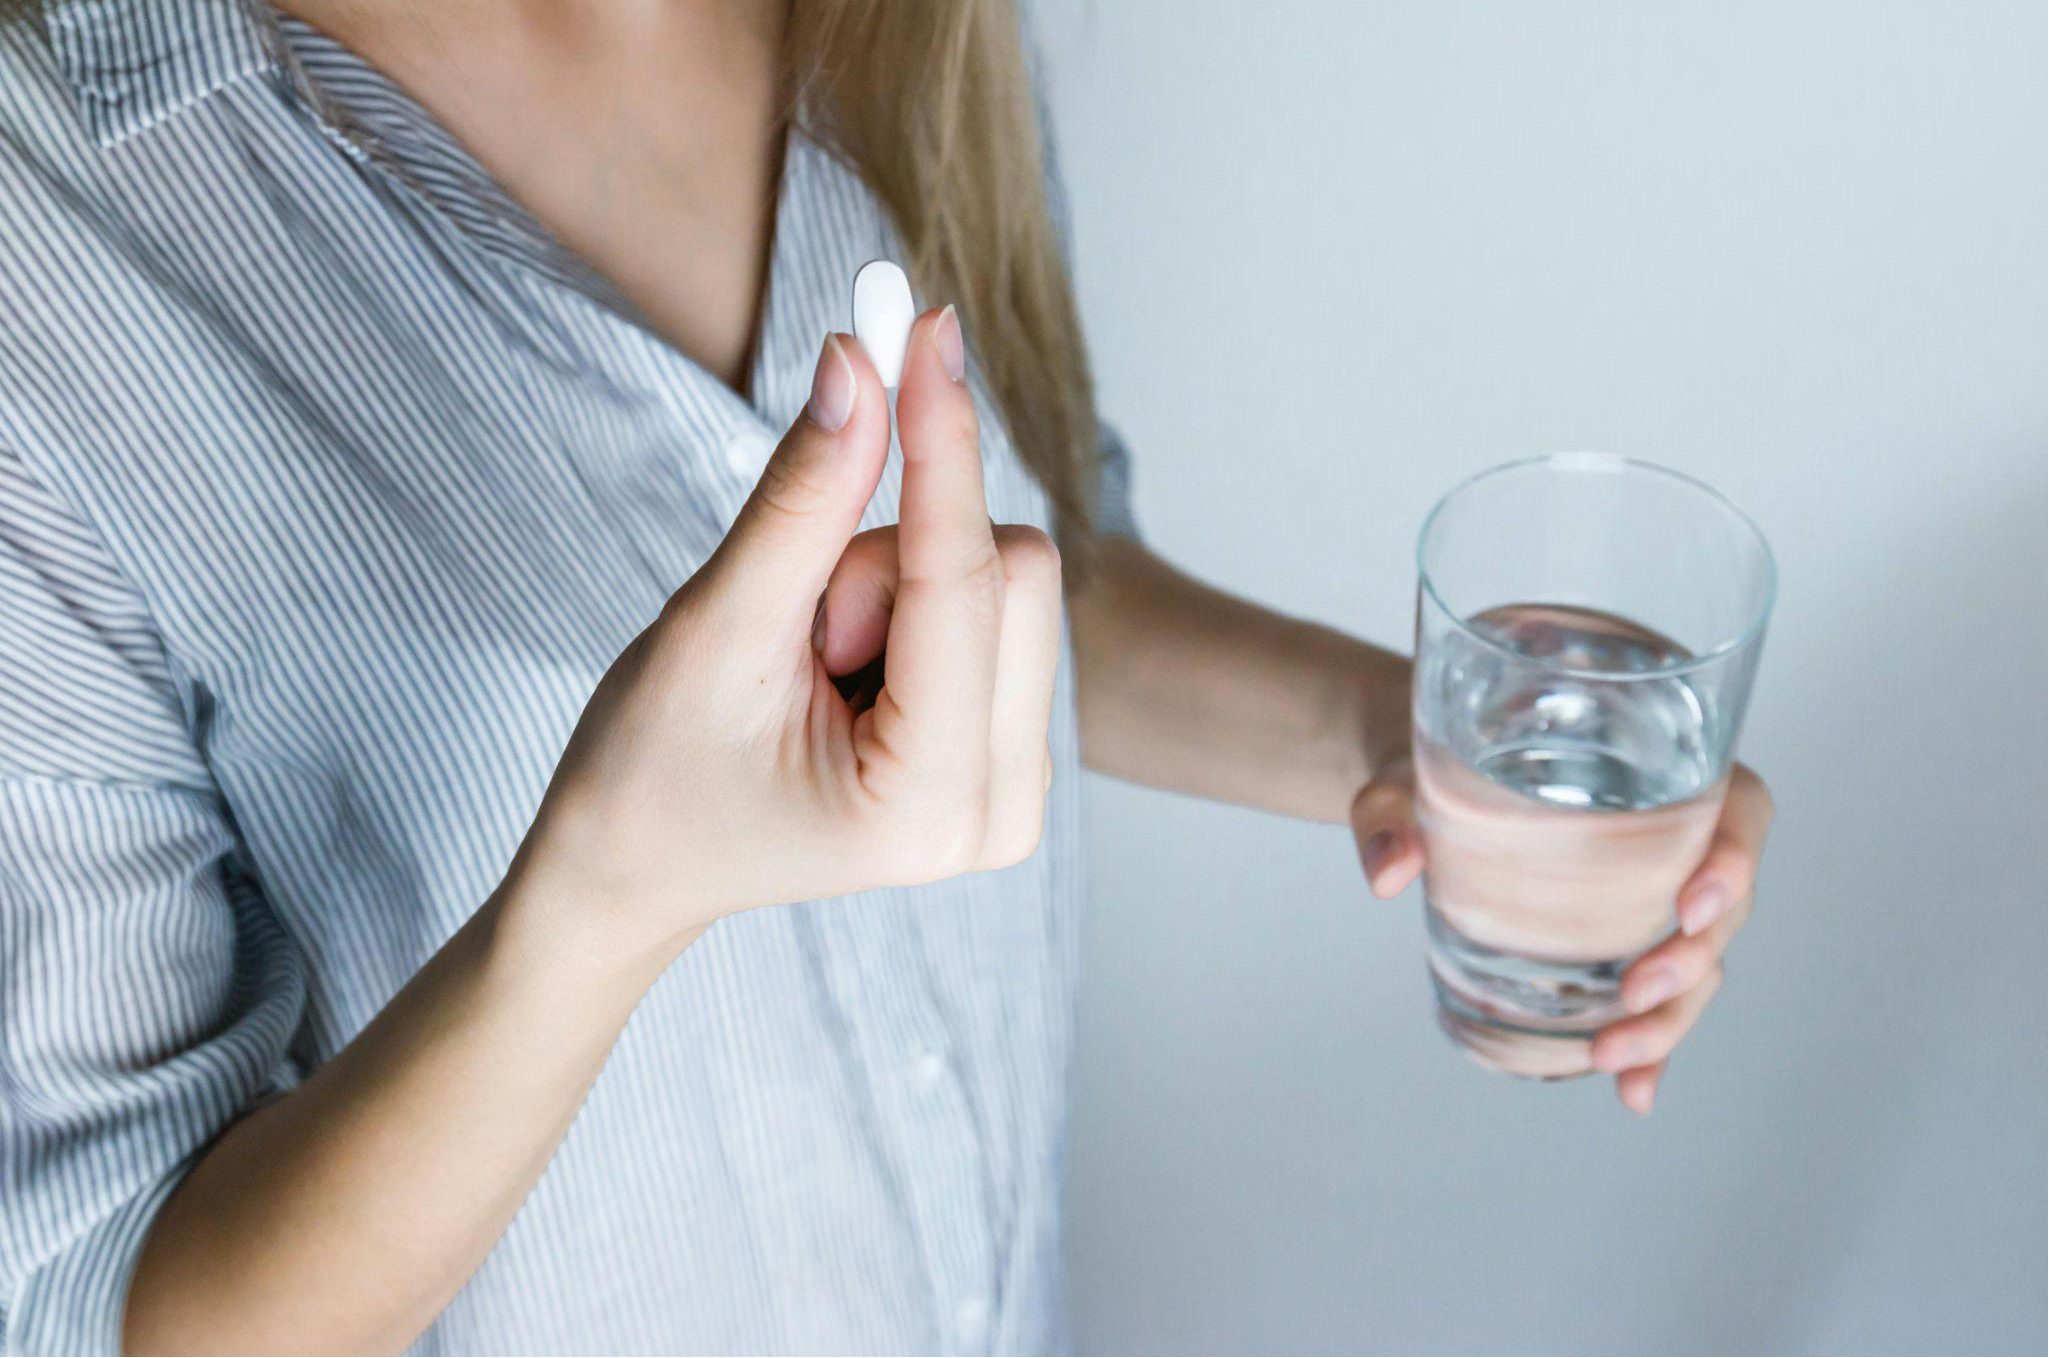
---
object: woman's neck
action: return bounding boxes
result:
[276,0,791,393]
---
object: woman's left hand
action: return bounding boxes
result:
[1350,761,1775,1114]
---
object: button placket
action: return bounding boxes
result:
[819,910,995,1357]
[723,426,775,478]
[906,1039,947,1091]
[953,1294,990,1351]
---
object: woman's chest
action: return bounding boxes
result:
[6,97,1053,926]
[65,246,1049,931]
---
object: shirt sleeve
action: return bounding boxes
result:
[0,447,306,1356]
[1090,420,1140,540]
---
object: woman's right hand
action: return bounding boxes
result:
[521,306,1063,963]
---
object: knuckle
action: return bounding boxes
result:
[650,581,721,663]
[655,579,703,631]
[932,813,987,878]
[879,790,987,883]
[1350,779,1412,828]
[933,405,981,452]
[921,549,1007,627]
[994,525,1062,589]
[962,546,1008,597]
[1706,843,1754,885]
[985,814,1046,870]
[1645,942,1693,988]
[751,448,833,521]
[907,545,1007,603]
[985,773,1052,869]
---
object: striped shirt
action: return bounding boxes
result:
[0,2,1134,1353]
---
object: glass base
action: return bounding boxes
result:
[1425,909,1638,1080]
[1431,987,1595,1080]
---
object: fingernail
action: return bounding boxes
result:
[1629,966,1681,1015]
[810,596,827,653]
[806,333,855,431]
[935,304,965,382]
[1622,1080,1656,1117]
[1359,830,1399,888]
[1679,882,1731,936]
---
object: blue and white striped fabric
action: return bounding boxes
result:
[0,2,1134,1353]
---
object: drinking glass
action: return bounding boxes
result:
[1412,453,1775,1078]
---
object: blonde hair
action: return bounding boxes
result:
[785,1,1099,555]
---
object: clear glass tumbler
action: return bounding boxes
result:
[1413,453,1775,1079]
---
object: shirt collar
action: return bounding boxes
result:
[42,0,276,147]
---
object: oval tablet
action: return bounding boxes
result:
[851,259,915,388]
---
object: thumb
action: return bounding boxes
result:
[1350,756,1424,899]
[701,334,890,632]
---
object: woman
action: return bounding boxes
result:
[0,1,1773,1353]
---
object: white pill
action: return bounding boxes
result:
[852,259,915,388]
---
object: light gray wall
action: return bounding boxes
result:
[1034,3,2047,1353]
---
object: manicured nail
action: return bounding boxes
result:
[1622,1079,1656,1117]
[1359,830,1399,890]
[1679,882,1731,936]
[806,333,855,431]
[935,304,965,382]
[1629,966,1681,1015]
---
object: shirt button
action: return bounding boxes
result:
[907,1041,946,1090]
[954,1296,989,1348]
[724,428,774,476]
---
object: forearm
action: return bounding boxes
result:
[123,844,685,1356]
[1070,538,1410,823]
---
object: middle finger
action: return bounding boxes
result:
[877,306,1002,771]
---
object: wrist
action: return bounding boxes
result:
[1342,646,1413,797]
[495,810,713,991]
[1360,649,1413,774]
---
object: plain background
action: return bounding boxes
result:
[1033,2,2048,1354]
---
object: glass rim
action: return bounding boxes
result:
[1416,452,1779,683]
